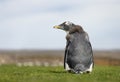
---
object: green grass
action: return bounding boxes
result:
[0,65,120,82]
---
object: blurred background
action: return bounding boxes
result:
[0,0,120,66]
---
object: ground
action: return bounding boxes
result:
[0,65,119,82]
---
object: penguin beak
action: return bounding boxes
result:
[53,25,62,29]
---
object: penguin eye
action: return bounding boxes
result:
[64,24,66,27]
[60,23,66,27]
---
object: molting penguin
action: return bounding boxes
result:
[53,21,94,74]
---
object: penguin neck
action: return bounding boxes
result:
[65,31,69,35]
[65,31,70,41]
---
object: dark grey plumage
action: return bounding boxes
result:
[54,21,94,74]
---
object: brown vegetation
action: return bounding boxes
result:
[0,50,120,66]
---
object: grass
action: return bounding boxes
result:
[0,65,120,82]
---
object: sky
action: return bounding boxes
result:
[0,0,120,50]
